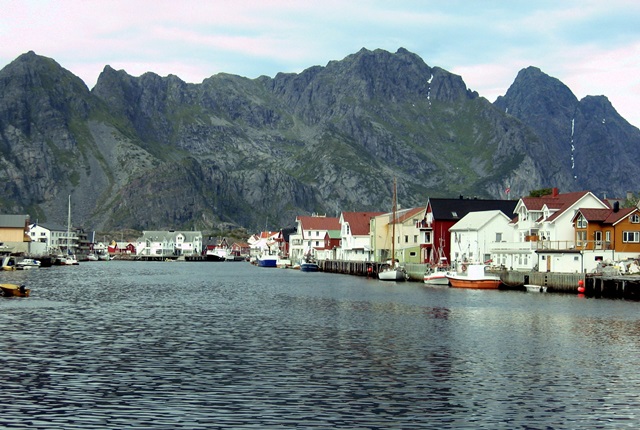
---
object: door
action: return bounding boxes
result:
[546,255,552,272]
[594,231,602,249]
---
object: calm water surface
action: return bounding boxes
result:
[1,261,639,429]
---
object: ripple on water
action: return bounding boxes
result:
[1,261,640,428]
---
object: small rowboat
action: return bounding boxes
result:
[0,283,31,297]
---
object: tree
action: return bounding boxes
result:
[528,188,553,198]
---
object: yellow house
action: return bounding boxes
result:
[0,214,30,243]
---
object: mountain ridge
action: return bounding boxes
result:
[0,48,638,232]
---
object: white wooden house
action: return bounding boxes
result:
[490,189,609,272]
[449,210,513,267]
[136,230,202,257]
[339,211,383,261]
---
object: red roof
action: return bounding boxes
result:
[521,191,592,222]
[297,216,341,231]
[577,207,636,224]
[342,211,384,235]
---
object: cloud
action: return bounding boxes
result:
[0,0,639,126]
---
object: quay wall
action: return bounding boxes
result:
[319,260,586,294]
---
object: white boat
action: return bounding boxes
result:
[205,247,228,261]
[423,266,450,285]
[379,261,407,281]
[379,178,406,282]
[16,258,41,269]
[424,237,450,285]
[86,253,99,261]
[97,251,110,261]
[525,284,548,293]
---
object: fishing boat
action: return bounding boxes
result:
[257,253,278,267]
[423,265,450,285]
[300,256,319,272]
[0,283,30,297]
[424,237,450,285]
[379,178,406,282]
[446,263,502,289]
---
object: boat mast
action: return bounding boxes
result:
[67,195,71,254]
[391,177,396,265]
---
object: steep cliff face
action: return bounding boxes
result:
[494,66,640,197]
[0,49,638,231]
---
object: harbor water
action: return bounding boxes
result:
[1,261,639,429]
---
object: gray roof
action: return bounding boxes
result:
[0,214,29,228]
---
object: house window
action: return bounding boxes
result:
[576,215,587,229]
[495,232,502,242]
[451,211,458,218]
[424,231,431,244]
[404,235,408,243]
[630,214,640,223]
[414,235,418,243]
[410,252,416,257]
[576,231,587,246]
[623,231,640,243]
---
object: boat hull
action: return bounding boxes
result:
[423,272,450,285]
[258,257,278,267]
[0,283,30,297]
[446,276,501,289]
[525,284,547,293]
[379,269,406,281]
[300,263,319,272]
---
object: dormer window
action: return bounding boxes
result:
[630,214,640,224]
[576,215,587,229]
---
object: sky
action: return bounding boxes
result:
[1,0,640,127]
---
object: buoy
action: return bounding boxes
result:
[577,279,585,293]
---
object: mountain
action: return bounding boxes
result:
[0,49,638,232]
[494,66,640,197]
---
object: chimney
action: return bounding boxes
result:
[628,191,633,201]
[613,201,620,213]
[552,187,559,197]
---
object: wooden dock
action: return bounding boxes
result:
[318,260,640,299]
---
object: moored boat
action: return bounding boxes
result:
[379,178,406,282]
[300,260,319,272]
[423,265,450,285]
[524,284,548,293]
[257,254,278,267]
[379,261,407,281]
[446,264,501,289]
[16,258,41,269]
[0,283,30,297]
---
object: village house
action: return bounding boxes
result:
[491,189,609,272]
[0,215,31,254]
[289,215,341,263]
[392,207,428,263]
[339,211,383,261]
[416,197,517,265]
[136,230,202,257]
[569,203,640,272]
[449,210,514,268]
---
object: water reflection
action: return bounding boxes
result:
[1,262,639,428]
